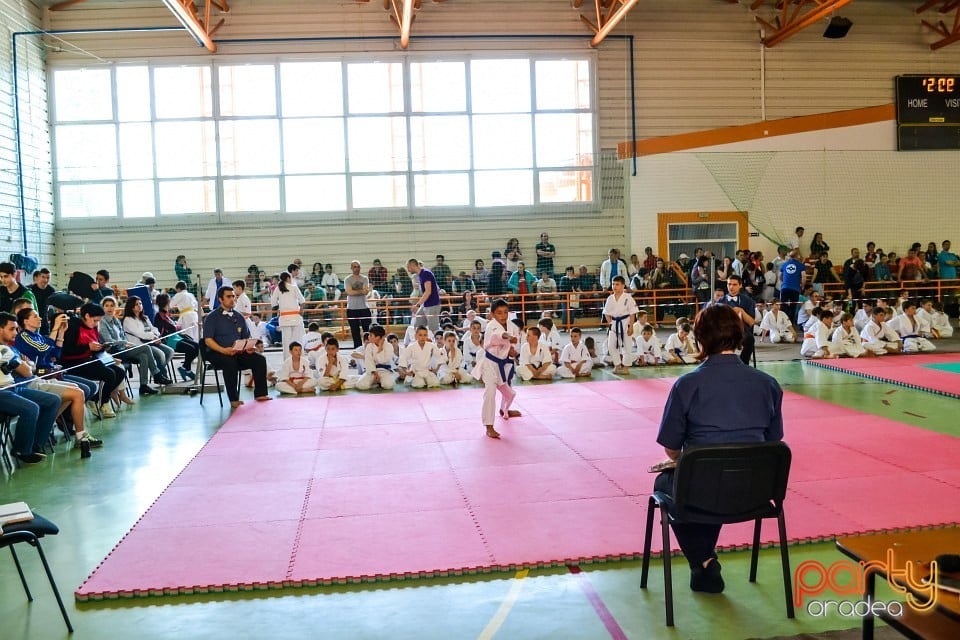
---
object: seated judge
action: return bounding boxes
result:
[653,304,784,594]
[202,285,271,408]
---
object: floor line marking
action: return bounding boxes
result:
[567,565,629,640]
[476,569,529,640]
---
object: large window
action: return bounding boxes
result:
[50,55,596,219]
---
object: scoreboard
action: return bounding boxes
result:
[895,75,960,150]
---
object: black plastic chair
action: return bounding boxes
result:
[640,442,794,627]
[1,512,74,633]
[0,414,15,470]
[197,343,240,407]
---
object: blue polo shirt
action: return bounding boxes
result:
[418,268,441,307]
[938,252,959,279]
[656,354,783,451]
[202,307,250,349]
[780,258,804,292]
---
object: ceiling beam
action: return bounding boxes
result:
[162,0,229,53]
[576,0,641,47]
[755,0,855,48]
[48,0,88,10]
[918,0,960,49]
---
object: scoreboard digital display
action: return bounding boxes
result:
[895,75,960,150]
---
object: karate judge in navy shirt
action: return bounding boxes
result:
[714,274,756,365]
[202,285,271,408]
[654,303,784,593]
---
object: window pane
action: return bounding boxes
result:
[280,62,343,117]
[410,116,470,171]
[472,115,532,170]
[410,62,466,112]
[119,123,154,179]
[286,175,347,212]
[535,113,593,167]
[283,119,345,173]
[347,117,407,172]
[347,63,404,114]
[116,66,151,121]
[59,183,116,218]
[53,68,113,122]
[414,173,469,207]
[223,178,280,212]
[154,66,212,119]
[155,121,217,178]
[158,180,216,214]
[121,180,156,217]
[352,175,407,208]
[471,60,530,113]
[535,60,591,110]
[55,124,117,181]
[539,170,592,203]
[475,170,532,206]
[219,120,281,175]
[219,64,277,117]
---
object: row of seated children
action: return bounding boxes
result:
[798,299,940,359]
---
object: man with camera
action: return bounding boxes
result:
[0,312,60,464]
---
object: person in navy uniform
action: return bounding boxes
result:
[715,274,756,365]
[202,285,271,408]
[653,304,784,593]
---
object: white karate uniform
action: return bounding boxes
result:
[761,310,795,343]
[235,292,252,318]
[929,309,954,337]
[462,316,487,333]
[472,317,521,426]
[316,352,356,391]
[461,334,484,369]
[247,319,270,345]
[797,300,814,327]
[355,341,397,390]
[752,308,765,336]
[634,334,663,365]
[539,328,562,362]
[403,324,419,347]
[663,333,697,364]
[438,346,471,384]
[170,290,200,341]
[518,341,557,381]
[271,285,306,357]
[276,356,317,394]
[860,320,897,355]
[602,292,638,367]
[800,320,834,358]
[301,331,326,366]
[830,324,866,358]
[557,342,592,378]
[853,308,871,333]
[889,314,936,353]
[400,341,442,388]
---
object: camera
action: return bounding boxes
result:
[0,356,22,375]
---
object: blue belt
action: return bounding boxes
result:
[900,334,919,342]
[485,352,515,385]
[611,314,629,349]
[375,363,393,371]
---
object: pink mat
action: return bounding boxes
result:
[75,380,960,600]
[806,353,960,398]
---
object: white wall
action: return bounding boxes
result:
[0,0,53,268]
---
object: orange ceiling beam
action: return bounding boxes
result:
[917,1,960,49]
[576,0,641,47]
[162,0,229,53]
[753,0,855,48]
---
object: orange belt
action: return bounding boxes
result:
[279,310,301,316]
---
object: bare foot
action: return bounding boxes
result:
[230,400,244,408]
[254,395,273,402]
[486,425,501,439]
[499,409,522,418]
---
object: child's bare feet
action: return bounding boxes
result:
[499,408,522,418]
[486,425,501,439]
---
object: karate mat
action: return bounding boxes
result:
[75,379,960,601]
[805,353,960,398]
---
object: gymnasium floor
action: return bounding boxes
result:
[1,341,958,639]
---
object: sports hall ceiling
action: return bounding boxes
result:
[31,1,960,52]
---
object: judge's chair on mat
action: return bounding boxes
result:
[1,511,74,633]
[640,442,794,627]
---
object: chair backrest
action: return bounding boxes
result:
[671,442,791,524]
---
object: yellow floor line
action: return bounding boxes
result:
[476,569,530,640]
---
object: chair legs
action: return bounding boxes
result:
[640,497,674,626]
[778,512,795,619]
[198,360,224,407]
[7,534,74,633]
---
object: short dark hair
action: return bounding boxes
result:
[369,323,386,338]
[217,285,233,300]
[795,226,804,233]
[612,275,625,285]
[96,269,110,280]
[287,263,299,273]
[693,304,743,359]
[0,311,15,329]
[489,298,509,313]
[233,280,245,290]
[15,306,36,327]
[538,317,553,331]
[0,262,16,275]
[902,299,917,311]
[325,337,339,347]
[156,293,170,310]
[726,274,743,285]
[570,327,581,335]
[175,281,188,291]
[289,341,302,350]
[308,322,320,332]
[80,302,105,319]
[32,268,50,278]
[527,326,541,338]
